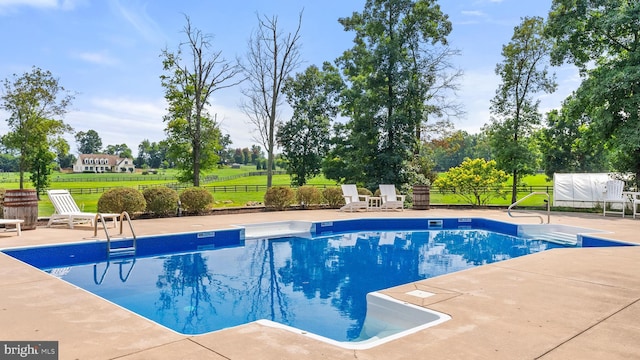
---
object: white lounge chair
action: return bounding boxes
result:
[603,179,627,217]
[340,185,369,212]
[379,184,405,211]
[47,189,119,229]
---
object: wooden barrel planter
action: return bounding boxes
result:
[3,189,38,230]
[412,185,430,210]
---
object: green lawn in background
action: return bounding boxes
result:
[0,168,556,216]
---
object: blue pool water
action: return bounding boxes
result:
[4,217,630,345]
[40,229,561,341]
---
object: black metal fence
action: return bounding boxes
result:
[60,184,555,196]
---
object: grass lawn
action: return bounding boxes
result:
[0,169,556,216]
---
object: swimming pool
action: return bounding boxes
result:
[2,217,629,349]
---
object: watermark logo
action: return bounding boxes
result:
[1,341,58,359]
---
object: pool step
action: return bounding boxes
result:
[109,246,136,257]
[532,231,578,246]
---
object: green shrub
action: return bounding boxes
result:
[97,187,146,215]
[322,187,344,208]
[143,186,179,217]
[180,187,213,214]
[296,186,322,208]
[264,186,295,211]
[358,187,373,196]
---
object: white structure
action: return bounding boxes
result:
[73,154,135,173]
[552,173,615,208]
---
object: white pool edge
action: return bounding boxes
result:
[256,292,451,350]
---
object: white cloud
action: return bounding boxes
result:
[63,95,259,155]
[65,97,166,153]
[0,0,57,8]
[109,0,165,44]
[461,10,486,17]
[0,0,83,11]
[73,51,119,66]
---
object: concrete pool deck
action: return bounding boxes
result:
[1,208,639,359]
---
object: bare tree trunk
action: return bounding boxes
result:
[161,16,243,187]
[241,12,303,188]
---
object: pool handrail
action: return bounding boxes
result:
[94,211,137,256]
[508,192,550,224]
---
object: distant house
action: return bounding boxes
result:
[73,154,135,173]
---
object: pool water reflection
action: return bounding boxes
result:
[45,229,563,342]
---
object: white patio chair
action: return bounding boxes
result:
[47,189,119,229]
[631,192,640,219]
[379,184,406,211]
[340,185,369,212]
[603,179,627,217]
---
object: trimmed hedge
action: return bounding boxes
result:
[322,187,344,208]
[296,186,322,208]
[97,187,146,215]
[180,187,213,214]
[264,186,295,211]
[143,186,179,217]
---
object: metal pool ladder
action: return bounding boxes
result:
[94,211,137,256]
[508,192,550,224]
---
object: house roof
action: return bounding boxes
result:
[77,154,133,166]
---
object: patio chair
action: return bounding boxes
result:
[631,193,640,219]
[603,179,627,217]
[47,189,119,229]
[340,185,369,212]
[379,184,405,211]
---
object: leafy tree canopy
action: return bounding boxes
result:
[433,158,509,206]
[332,0,453,189]
[0,66,73,192]
[545,0,640,185]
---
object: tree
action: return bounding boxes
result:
[165,112,223,183]
[433,158,509,206]
[216,134,232,166]
[427,130,484,172]
[331,0,453,189]
[545,0,640,186]
[486,16,556,203]
[136,139,152,168]
[233,148,243,164]
[29,139,56,196]
[104,143,132,158]
[1,67,74,191]
[137,139,171,169]
[161,16,242,186]
[75,129,102,154]
[52,137,75,169]
[241,12,303,188]
[278,63,343,186]
[241,147,250,165]
[250,145,262,164]
[538,95,608,179]
[0,153,19,172]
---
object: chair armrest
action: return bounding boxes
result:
[358,194,370,201]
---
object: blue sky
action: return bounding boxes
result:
[0,0,578,155]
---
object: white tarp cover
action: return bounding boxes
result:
[553,173,612,208]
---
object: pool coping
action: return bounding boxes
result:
[2,208,640,359]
